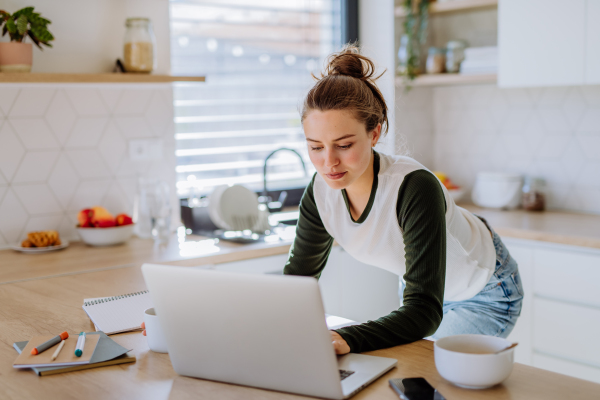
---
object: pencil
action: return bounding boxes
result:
[51,340,66,361]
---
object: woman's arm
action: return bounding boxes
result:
[334,169,446,353]
[283,174,334,278]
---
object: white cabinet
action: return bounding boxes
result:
[501,238,600,384]
[499,0,586,87]
[209,246,400,325]
[586,0,600,84]
[324,247,400,324]
[503,239,534,365]
[212,254,287,275]
[498,0,600,87]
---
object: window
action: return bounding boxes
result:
[169,0,342,198]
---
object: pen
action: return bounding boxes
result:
[51,339,66,361]
[74,332,86,357]
[31,332,69,355]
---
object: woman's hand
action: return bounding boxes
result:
[141,322,146,336]
[330,331,350,355]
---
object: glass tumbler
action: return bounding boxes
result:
[134,178,172,242]
[149,180,172,244]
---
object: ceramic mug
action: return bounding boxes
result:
[143,307,168,353]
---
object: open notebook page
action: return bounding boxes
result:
[82,292,153,335]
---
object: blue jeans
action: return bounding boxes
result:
[400,220,524,339]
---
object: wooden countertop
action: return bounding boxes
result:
[2,205,600,285]
[1,265,598,400]
[461,205,600,250]
[0,230,293,285]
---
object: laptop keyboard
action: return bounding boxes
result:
[339,369,355,381]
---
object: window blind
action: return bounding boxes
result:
[169,0,341,197]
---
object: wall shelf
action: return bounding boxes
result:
[0,73,205,84]
[395,0,498,18]
[395,73,497,87]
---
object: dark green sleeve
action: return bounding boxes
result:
[334,169,446,353]
[283,174,334,279]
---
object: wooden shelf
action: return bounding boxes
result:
[395,0,497,17]
[0,73,205,83]
[395,73,497,87]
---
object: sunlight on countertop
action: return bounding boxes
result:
[177,226,220,257]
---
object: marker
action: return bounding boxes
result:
[51,340,66,361]
[74,332,86,357]
[31,332,69,355]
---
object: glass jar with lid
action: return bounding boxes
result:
[522,177,546,211]
[426,47,446,74]
[123,18,156,73]
[445,40,467,73]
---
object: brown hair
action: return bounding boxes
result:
[301,44,388,136]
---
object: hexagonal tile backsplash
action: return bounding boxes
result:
[0,84,176,248]
[397,84,600,215]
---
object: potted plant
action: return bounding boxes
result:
[0,7,53,72]
[397,0,430,89]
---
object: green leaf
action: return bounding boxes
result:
[6,16,16,33]
[30,25,53,45]
[13,7,34,19]
[28,30,42,49]
[16,14,28,35]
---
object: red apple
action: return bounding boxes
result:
[90,206,115,228]
[77,209,94,227]
[115,213,133,226]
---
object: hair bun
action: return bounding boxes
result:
[324,44,378,81]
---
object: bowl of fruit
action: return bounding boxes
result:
[76,206,134,246]
[433,171,465,203]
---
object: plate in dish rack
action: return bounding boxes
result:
[10,241,69,254]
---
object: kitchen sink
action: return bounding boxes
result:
[268,210,299,226]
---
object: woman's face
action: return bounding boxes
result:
[303,110,380,191]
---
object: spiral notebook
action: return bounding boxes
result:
[82,291,153,335]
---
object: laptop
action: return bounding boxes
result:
[141,263,397,399]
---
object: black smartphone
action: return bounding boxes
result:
[389,378,446,400]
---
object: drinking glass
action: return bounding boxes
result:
[134,178,172,243]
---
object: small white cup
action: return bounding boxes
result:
[143,307,168,353]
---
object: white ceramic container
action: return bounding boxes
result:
[434,334,515,389]
[471,172,523,209]
[143,307,168,353]
[76,224,135,246]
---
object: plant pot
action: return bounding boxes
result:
[0,42,33,73]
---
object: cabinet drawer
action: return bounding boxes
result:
[533,247,600,307]
[533,298,600,366]
[533,354,600,384]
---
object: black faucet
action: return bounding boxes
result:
[261,148,308,213]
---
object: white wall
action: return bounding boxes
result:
[0,83,177,248]
[0,0,171,74]
[359,0,396,154]
[396,83,600,215]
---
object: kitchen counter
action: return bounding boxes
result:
[461,205,600,250]
[2,206,600,284]
[1,264,599,400]
[0,229,293,285]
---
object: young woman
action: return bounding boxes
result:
[283,45,524,355]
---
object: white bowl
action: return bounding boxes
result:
[76,224,135,246]
[448,188,465,203]
[434,334,515,389]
